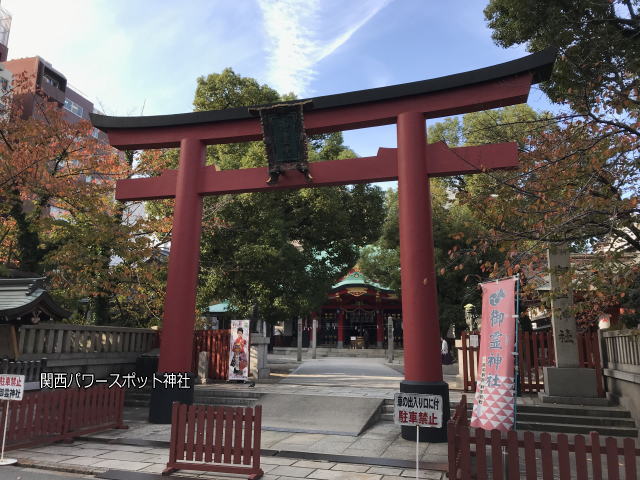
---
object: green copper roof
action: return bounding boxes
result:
[331,268,392,292]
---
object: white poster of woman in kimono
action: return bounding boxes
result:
[228,319,250,381]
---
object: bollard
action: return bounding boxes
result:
[387,316,394,363]
[312,318,317,360]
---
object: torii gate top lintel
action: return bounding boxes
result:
[90,48,556,150]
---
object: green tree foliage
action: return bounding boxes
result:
[484,0,639,137]
[146,68,385,324]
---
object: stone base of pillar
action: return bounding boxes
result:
[377,341,383,348]
[542,367,598,398]
[400,380,450,443]
[251,335,271,379]
[337,341,343,349]
[149,372,194,424]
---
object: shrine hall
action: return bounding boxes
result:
[207,266,403,350]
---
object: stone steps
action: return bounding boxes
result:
[377,399,639,438]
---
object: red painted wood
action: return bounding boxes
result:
[475,427,487,480]
[175,404,187,461]
[204,406,215,463]
[157,138,205,373]
[557,433,570,480]
[233,407,243,464]
[591,432,603,480]
[195,405,206,462]
[105,74,533,150]
[185,403,197,461]
[532,331,540,389]
[605,436,620,480]
[462,332,470,392]
[223,407,233,464]
[574,435,588,480]
[540,432,553,480]
[490,430,503,480]
[523,431,537,480]
[252,405,262,470]
[243,407,252,465]
[168,402,179,465]
[507,430,519,478]
[459,423,471,480]
[214,407,224,463]
[447,422,456,477]
[397,111,441,382]
[623,437,637,480]
[116,143,518,202]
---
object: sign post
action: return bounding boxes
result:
[0,374,25,466]
[394,392,443,479]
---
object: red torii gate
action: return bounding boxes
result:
[91,48,556,441]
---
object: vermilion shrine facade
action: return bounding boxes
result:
[91,48,556,441]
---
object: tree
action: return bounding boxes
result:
[0,75,166,326]
[484,0,639,138]
[145,68,386,325]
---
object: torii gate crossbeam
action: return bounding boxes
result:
[91,48,556,442]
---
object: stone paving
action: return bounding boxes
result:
[10,439,447,479]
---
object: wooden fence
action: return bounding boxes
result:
[460,330,604,396]
[448,397,639,479]
[17,323,157,359]
[0,384,126,450]
[192,330,230,380]
[165,402,263,479]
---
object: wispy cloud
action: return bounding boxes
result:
[257,0,391,96]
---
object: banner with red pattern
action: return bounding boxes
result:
[470,277,517,432]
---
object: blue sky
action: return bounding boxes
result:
[2,0,552,158]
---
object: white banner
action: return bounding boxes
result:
[228,320,250,381]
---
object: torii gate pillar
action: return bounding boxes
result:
[397,112,448,441]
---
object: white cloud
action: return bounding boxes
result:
[257,0,391,96]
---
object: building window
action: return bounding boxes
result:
[64,98,84,118]
[43,74,60,89]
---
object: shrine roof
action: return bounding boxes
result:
[0,277,70,321]
[331,268,393,293]
[91,48,556,132]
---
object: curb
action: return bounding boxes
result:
[16,458,108,476]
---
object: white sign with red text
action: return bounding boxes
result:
[393,393,443,428]
[0,374,24,401]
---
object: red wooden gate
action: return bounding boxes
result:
[0,385,126,450]
[460,330,603,395]
[165,402,263,479]
[192,330,231,380]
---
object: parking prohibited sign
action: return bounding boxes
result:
[393,392,443,428]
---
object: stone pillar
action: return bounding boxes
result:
[397,111,449,442]
[542,245,598,401]
[387,316,394,363]
[337,310,344,349]
[297,317,303,362]
[376,310,384,348]
[311,315,318,359]
[250,334,271,379]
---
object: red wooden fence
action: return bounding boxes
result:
[448,421,639,479]
[192,330,231,380]
[460,330,604,396]
[164,402,263,479]
[0,385,126,450]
